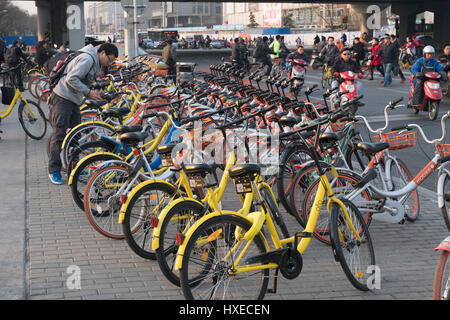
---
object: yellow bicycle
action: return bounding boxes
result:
[0,65,47,139]
[175,114,375,300]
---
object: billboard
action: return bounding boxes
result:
[263,3,282,28]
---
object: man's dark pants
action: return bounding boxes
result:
[48,94,81,174]
[258,57,272,76]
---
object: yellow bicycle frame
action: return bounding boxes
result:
[174,166,361,273]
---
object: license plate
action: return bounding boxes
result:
[346,84,355,92]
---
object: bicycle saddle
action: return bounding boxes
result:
[114,125,142,134]
[118,131,149,145]
[157,143,177,155]
[84,99,107,108]
[279,116,301,127]
[229,164,261,179]
[319,131,345,142]
[354,141,389,155]
[102,107,130,118]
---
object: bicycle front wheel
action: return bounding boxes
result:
[433,250,450,300]
[329,199,375,291]
[18,100,47,140]
[180,214,270,300]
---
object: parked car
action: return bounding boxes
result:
[142,39,154,49]
[210,40,222,49]
[85,36,105,47]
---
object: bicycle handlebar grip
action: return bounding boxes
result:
[390,97,404,108]
[391,125,411,131]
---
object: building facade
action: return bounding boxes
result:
[145,2,223,28]
[223,2,358,31]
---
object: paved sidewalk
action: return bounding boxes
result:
[0,102,27,299]
[1,95,448,299]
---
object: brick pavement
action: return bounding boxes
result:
[21,126,449,300]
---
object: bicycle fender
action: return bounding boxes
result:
[434,236,450,252]
[118,179,177,225]
[61,121,115,149]
[174,211,269,271]
[437,172,448,209]
[67,152,123,185]
[151,197,204,251]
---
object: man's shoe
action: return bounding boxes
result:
[49,172,63,185]
[380,80,384,84]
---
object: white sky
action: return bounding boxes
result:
[11,1,38,15]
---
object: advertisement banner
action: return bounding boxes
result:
[263,3,282,28]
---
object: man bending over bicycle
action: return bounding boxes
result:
[48,43,118,185]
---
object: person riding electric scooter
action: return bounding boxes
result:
[409,45,447,120]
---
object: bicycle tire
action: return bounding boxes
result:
[289,161,329,227]
[329,199,375,291]
[277,144,313,218]
[441,174,450,232]
[37,90,51,122]
[179,214,270,300]
[83,165,143,239]
[62,122,116,169]
[389,158,420,222]
[300,169,372,245]
[156,199,206,286]
[70,153,121,211]
[122,181,177,260]
[432,250,450,300]
[18,100,47,140]
[260,184,291,240]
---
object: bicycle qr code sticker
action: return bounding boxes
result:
[189,174,203,189]
[160,153,173,167]
[234,176,252,194]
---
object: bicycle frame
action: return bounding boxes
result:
[173,166,359,273]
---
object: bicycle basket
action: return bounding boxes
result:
[373,130,416,150]
[437,144,450,157]
[330,120,355,132]
[1,87,15,105]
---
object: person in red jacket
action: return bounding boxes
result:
[368,38,385,80]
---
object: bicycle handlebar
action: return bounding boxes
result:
[355,97,404,134]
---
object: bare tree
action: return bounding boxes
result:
[0,1,37,36]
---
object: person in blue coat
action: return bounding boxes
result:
[410,45,446,106]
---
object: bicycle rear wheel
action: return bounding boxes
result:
[156,200,206,286]
[122,181,177,260]
[18,100,47,140]
[84,165,143,239]
[329,199,375,291]
[179,214,270,300]
[389,158,419,221]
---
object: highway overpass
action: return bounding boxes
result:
[20,0,450,56]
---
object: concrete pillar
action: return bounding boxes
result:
[36,0,51,41]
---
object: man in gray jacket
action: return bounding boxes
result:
[48,43,118,184]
